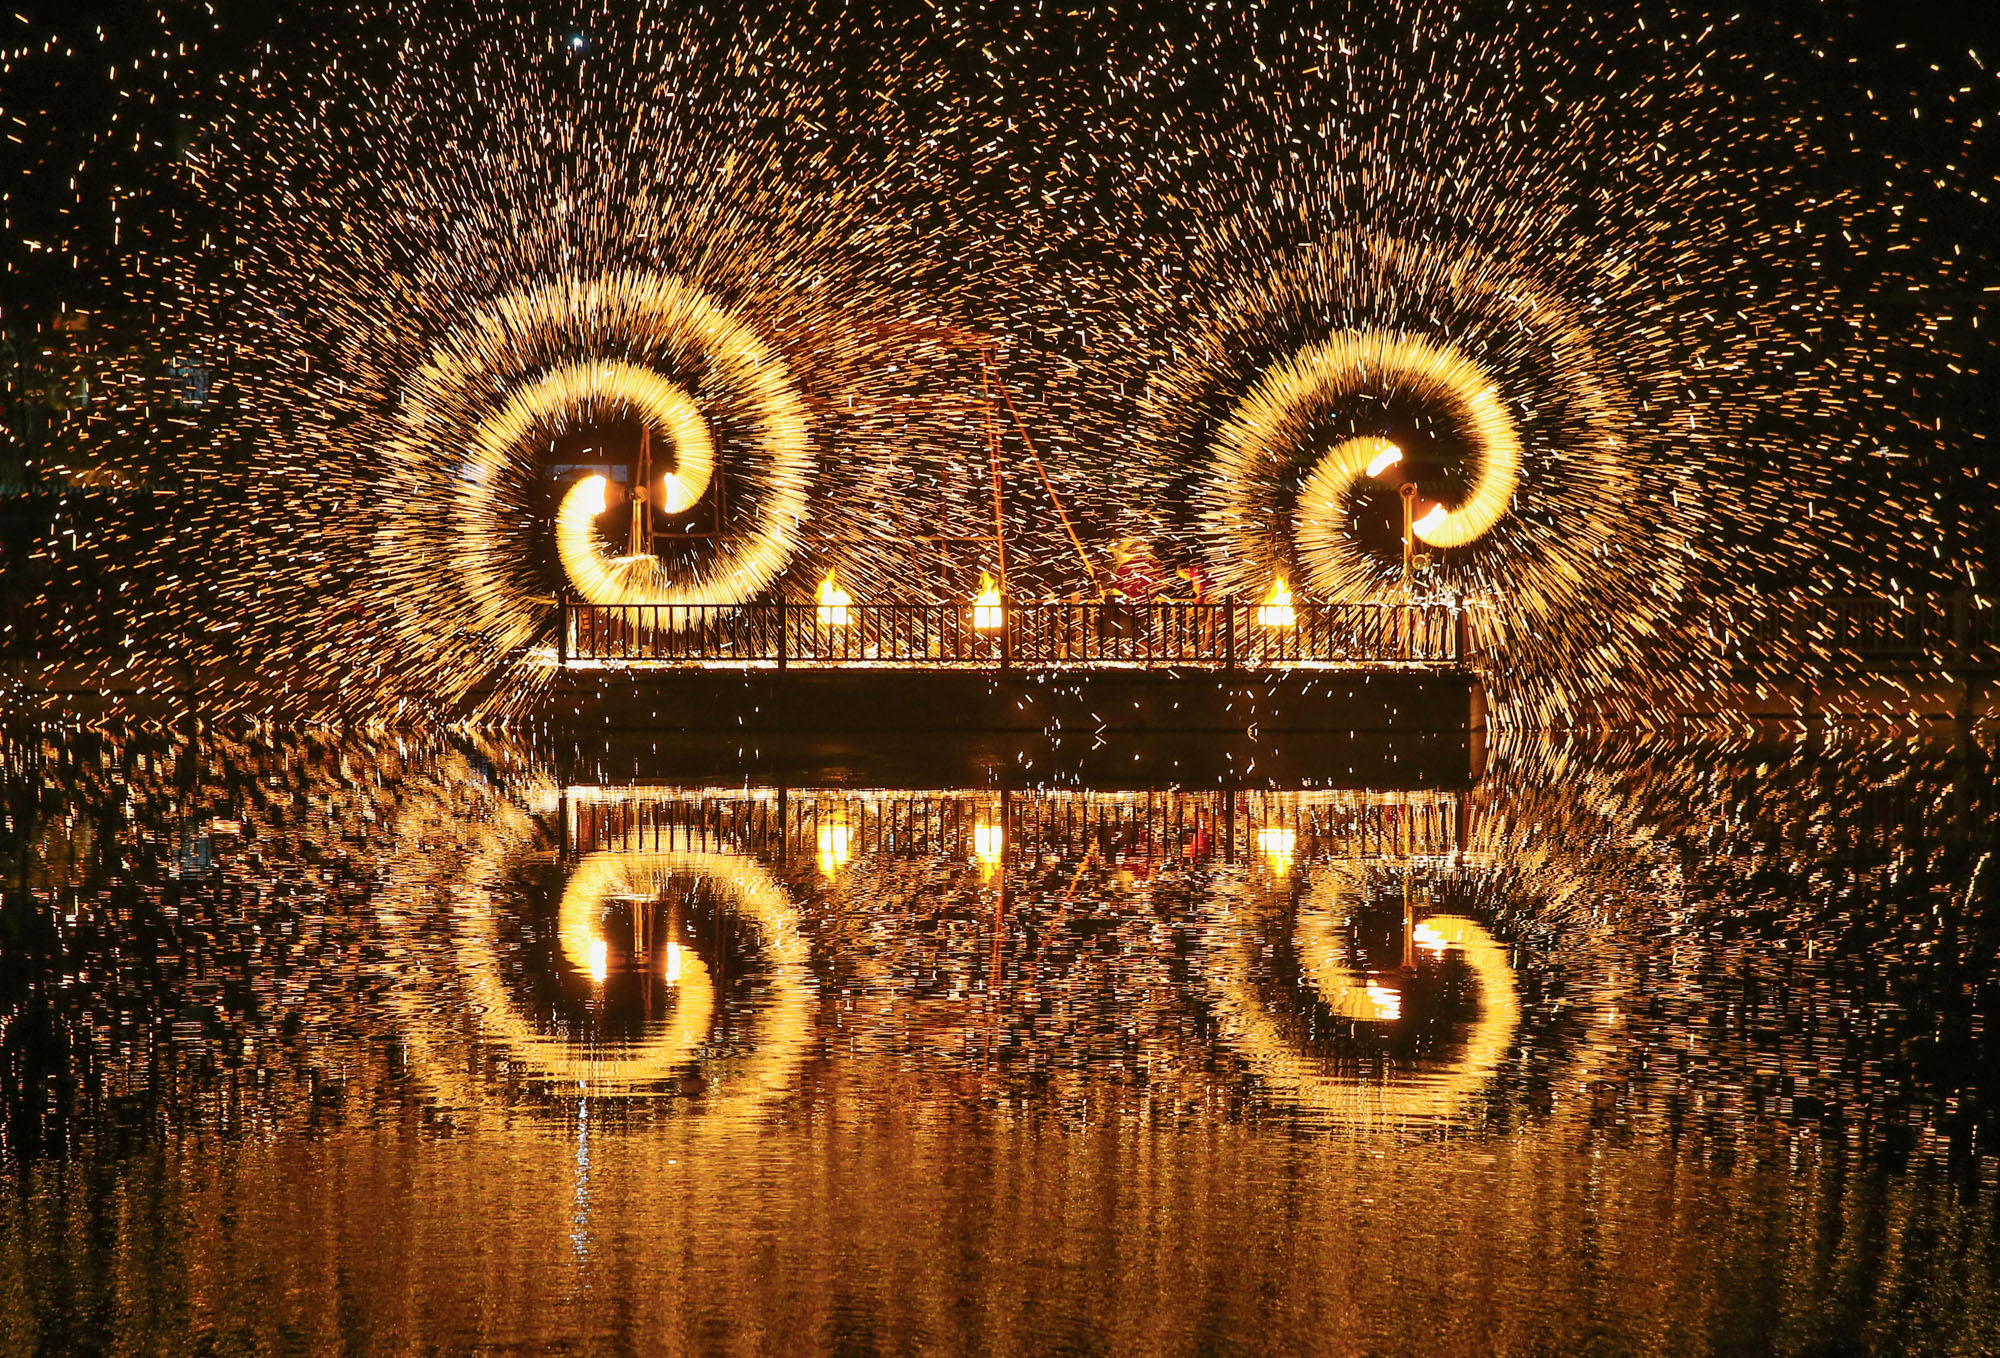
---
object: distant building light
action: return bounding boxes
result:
[169,358,211,409]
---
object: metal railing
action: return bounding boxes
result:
[1718,591,1998,664]
[557,598,1472,669]
[562,785,1466,865]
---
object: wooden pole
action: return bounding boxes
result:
[980,348,1008,594]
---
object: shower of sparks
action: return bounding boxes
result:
[2,3,1994,725]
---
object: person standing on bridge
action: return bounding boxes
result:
[1102,537,1161,645]
[1109,537,1162,603]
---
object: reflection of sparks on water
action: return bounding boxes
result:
[1361,981,1404,1022]
[1205,863,1522,1125]
[379,798,813,1117]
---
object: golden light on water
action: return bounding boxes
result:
[378,825,815,1111]
[1361,980,1403,1022]
[1257,825,1297,872]
[817,819,853,874]
[1412,920,1451,955]
[1207,860,1526,1126]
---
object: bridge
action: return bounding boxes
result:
[555,597,1480,669]
[547,595,1493,736]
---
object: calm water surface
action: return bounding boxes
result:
[1,727,1995,1355]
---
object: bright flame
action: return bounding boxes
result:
[1257,825,1296,872]
[587,935,609,985]
[657,471,700,515]
[816,570,853,627]
[1413,503,1449,538]
[817,820,852,873]
[972,572,1004,631]
[1365,444,1404,478]
[575,473,609,516]
[1257,575,1296,628]
[664,939,683,984]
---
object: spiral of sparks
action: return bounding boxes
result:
[1210,328,1527,602]
[9,4,1992,725]
[390,271,811,647]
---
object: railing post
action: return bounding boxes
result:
[776,601,788,671]
[1224,602,1236,671]
[1000,597,1013,671]
[1951,587,1970,662]
[557,592,569,668]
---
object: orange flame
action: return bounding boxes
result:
[972,571,1004,630]
[1256,575,1296,628]
[815,569,852,625]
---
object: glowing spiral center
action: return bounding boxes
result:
[1208,328,1524,600]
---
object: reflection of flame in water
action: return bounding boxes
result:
[973,820,1004,867]
[817,819,852,874]
[1205,867,1520,1126]
[1256,825,1296,873]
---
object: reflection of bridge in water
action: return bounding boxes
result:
[442,779,1605,1128]
[560,784,1473,867]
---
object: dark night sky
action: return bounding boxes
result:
[4,0,1995,314]
[2,0,1995,477]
